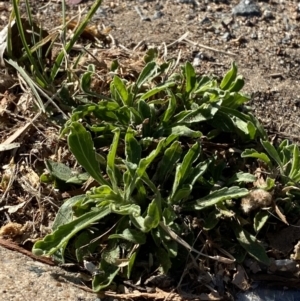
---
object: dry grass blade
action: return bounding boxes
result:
[159,222,235,264]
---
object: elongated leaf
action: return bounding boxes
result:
[254,211,269,233]
[172,184,192,203]
[33,207,111,256]
[228,75,245,93]
[106,128,120,190]
[157,247,172,273]
[158,225,178,257]
[144,194,161,230]
[125,128,141,165]
[110,204,141,216]
[87,185,122,203]
[180,142,201,184]
[195,186,249,210]
[261,140,283,172]
[231,222,270,265]
[135,61,157,90]
[241,149,271,166]
[80,71,92,93]
[162,207,177,226]
[155,141,182,183]
[203,209,219,230]
[136,138,166,179]
[184,61,196,93]
[163,90,177,123]
[113,75,130,106]
[176,103,218,123]
[92,259,120,292]
[167,125,202,138]
[220,62,237,90]
[67,122,109,186]
[52,195,85,230]
[141,81,175,100]
[187,160,209,186]
[170,143,201,202]
[127,251,137,279]
[108,229,146,244]
[45,160,73,182]
[289,145,300,180]
[227,172,256,186]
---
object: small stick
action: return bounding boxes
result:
[159,222,235,264]
[184,37,237,57]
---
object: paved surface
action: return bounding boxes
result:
[0,246,100,301]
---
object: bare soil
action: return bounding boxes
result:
[1,0,300,299]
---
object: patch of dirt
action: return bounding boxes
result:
[1,0,300,299]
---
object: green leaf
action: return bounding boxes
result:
[180,142,201,184]
[170,142,201,202]
[113,75,130,106]
[261,140,283,172]
[80,71,92,93]
[184,61,196,93]
[162,207,177,226]
[123,131,142,199]
[241,149,271,166]
[228,75,245,92]
[155,141,182,183]
[220,62,237,90]
[157,247,172,273]
[158,225,178,257]
[44,160,74,182]
[187,160,210,186]
[140,82,175,100]
[32,206,111,256]
[289,144,300,180]
[167,125,202,138]
[135,61,157,90]
[231,221,270,265]
[227,172,256,186]
[203,210,219,230]
[144,194,161,230]
[88,185,122,203]
[52,195,85,230]
[92,259,120,292]
[110,59,119,72]
[107,128,120,190]
[127,251,137,279]
[176,103,218,123]
[195,186,249,210]
[254,211,269,233]
[67,172,90,184]
[108,229,146,244]
[143,48,158,63]
[163,91,177,123]
[172,185,192,203]
[67,122,109,186]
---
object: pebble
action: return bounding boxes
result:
[262,9,273,19]
[232,0,261,17]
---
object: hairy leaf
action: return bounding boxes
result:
[231,222,270,265]
[67,122,109,186]
[195,186,249,210]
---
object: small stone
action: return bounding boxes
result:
[232,0,261,17]
[222,32,231,41]
[250,32,257,39]
[263,9,273,19]
[153,10,163,20]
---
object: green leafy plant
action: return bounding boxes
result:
[33,61,273,291]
